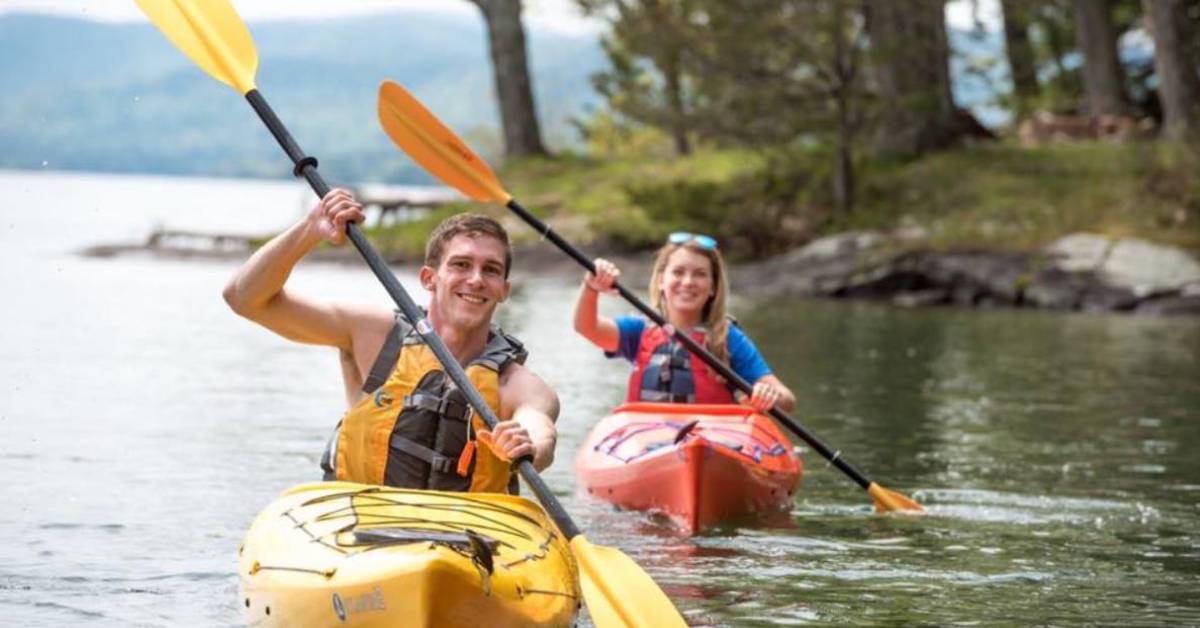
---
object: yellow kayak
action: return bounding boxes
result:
[238,482,581,627]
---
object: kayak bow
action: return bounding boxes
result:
[239,482,581,627]
[577,403,803,534]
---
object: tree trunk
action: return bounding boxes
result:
[866,0,961,160]
[1001,0,1040,114]
[1142,0,1200,139]
[662,50,692,156]
[470,0,548,157]
[1073,0,1131,116]
[832,0,854,213]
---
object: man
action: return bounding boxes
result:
[223,188,558,493]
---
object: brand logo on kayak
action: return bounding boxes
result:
[332,593,346,621]
[374,390,394,407]
[332,586,387,621]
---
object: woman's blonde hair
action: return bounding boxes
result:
[647,241,731,364]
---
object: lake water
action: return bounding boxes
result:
[1,170,1197,626]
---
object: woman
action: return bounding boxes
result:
[574,232,795,413]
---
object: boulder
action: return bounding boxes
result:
[893,289,949,308]
[1023,268,1086,310]
[1045,234,1111,272]
[741,230,1200,317]
[1046,233,1200,298]
[1079,284,1139,312]
[781,231,884,265]
[1135,295,1200,315]
[1102,238,1200,298]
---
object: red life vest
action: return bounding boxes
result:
[627,325,734,404]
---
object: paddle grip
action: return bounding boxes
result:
[244,91,586,540]
[505,204,875,490]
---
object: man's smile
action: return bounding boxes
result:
[456,292,488,305]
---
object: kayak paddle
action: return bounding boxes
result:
[376,80,924,515]
[133,2,690,626]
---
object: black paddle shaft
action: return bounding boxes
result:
[505,199,874,490]
[244,90,583,539]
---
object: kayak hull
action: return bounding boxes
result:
[238,482,580,627]
[576,403,802,534]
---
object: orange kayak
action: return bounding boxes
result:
[576,402,803,534]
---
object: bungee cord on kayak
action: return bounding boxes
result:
[594,419,793,466]
[244,483,581,614]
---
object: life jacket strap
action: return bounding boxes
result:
[389,434,457,474]
[402,391,472,423]
[363,318,406,394]
[319,420,341,481]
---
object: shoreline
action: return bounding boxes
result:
[82,229,1200,317]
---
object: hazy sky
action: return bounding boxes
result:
[0,0,999,34]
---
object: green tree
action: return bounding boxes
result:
[578,0,698,156]
[582,0,872,214]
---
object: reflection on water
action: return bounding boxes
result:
[2,172,1199,626]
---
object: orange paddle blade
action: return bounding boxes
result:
[377,80,511,204]
[868,482,925,514]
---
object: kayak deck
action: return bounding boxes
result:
[577,403,803,534]
[239,482,580,627]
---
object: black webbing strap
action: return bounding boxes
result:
[402,391,472,423]
[363,319,405,394]
[389,434,455,474]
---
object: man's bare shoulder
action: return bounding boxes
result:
[335,302,398,368]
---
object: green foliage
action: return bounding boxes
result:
[1024,0,1084,113]
[1133,142,1200,237]
[356,140,1197,263]
[843,141,1200,253]
[579,1,869,149]
[484,146,781,253]
[364,203,481,261]
[573,109,680,159]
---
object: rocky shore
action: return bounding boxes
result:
[736,232,1200,316]
[85,227,1200,316]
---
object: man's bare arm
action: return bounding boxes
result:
[491,363,560,471]
[223,189,371,350]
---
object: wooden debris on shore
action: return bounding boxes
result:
[354,188,455,228]
[80,188,457,260]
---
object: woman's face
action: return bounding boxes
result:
[660,247,716,320]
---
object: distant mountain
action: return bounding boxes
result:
[0,12,606,183]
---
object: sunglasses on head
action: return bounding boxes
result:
[667,232,718,250]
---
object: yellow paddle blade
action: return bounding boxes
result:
[570,535,688,628]
[377,80,512,204]
[134,0,257,94]
[868,482,925,514]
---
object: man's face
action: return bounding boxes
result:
[420,233,511,332]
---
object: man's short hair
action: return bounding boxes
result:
[425,213,512,278]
